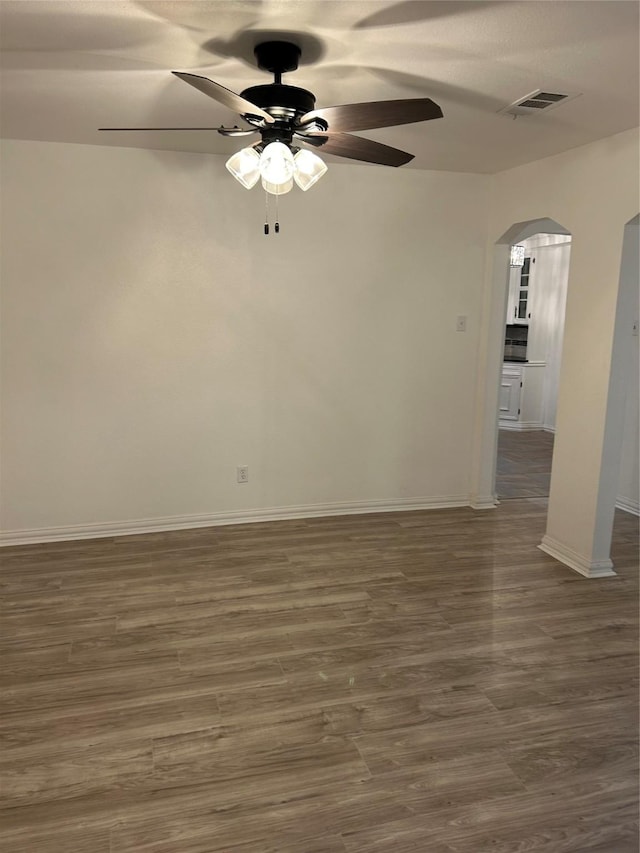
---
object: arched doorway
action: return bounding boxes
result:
[472,215,638,577]
[496,228,572,499]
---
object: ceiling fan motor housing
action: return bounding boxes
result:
[240,84,316,121]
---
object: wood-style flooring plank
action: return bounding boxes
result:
[0,497,637,852]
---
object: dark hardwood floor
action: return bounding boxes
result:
[497,429,555,499]
[1,500,638,852]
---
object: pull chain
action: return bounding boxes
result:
[263,190,282,235]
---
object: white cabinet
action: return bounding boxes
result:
[520,363,545,426]
[499,362,546,429]
[499,365,522,421]
[506,267,520,323]
[506,256,533,325]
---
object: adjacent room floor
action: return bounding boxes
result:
[496,428,555,499]
[1,500,638,852]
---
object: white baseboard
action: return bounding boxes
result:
[498,423,555,433]
[538,535,616,578]
[0,495,472,547]
[470,494,499,510]
[498,421,545,431]
[616,496,640,516]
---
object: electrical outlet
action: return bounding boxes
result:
[456,315,467,332]
[237,466,249,484]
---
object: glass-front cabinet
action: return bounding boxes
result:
[516,256,531,320]
[507,255,533,325]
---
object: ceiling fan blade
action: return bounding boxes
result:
[99,127,257,137]
[172,71,275,124]
[300,131,413,167]
[298,98,442,132]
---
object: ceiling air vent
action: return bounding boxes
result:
[499,89,580,118]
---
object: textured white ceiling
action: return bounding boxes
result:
[1,0,638,173]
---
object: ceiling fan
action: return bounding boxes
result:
[100,40,443,196]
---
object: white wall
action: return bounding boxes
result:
[615,218,639,516]
[0,139,489,539]
[474,127,640,575]
[617,337,639,514]
[527,241,570,430]
[520,234,572,250]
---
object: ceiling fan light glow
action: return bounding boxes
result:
[259,141,295,187]
[225,146,261,189]
[293,149,327,191]
[262,177,293,195]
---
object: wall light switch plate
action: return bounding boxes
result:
[456,315,467,332]
[632,321,639,337]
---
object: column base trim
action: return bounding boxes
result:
[538,535,616,578]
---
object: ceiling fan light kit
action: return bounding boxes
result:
[99,40,443,232]
[226,141,328,195]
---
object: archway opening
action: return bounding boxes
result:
[473,214,639,578]
[496,226,572,500]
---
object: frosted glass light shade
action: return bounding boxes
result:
[225,147,261,189]
[259,142,295,187]
[293,149,328,191]
[262,177,293,195]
